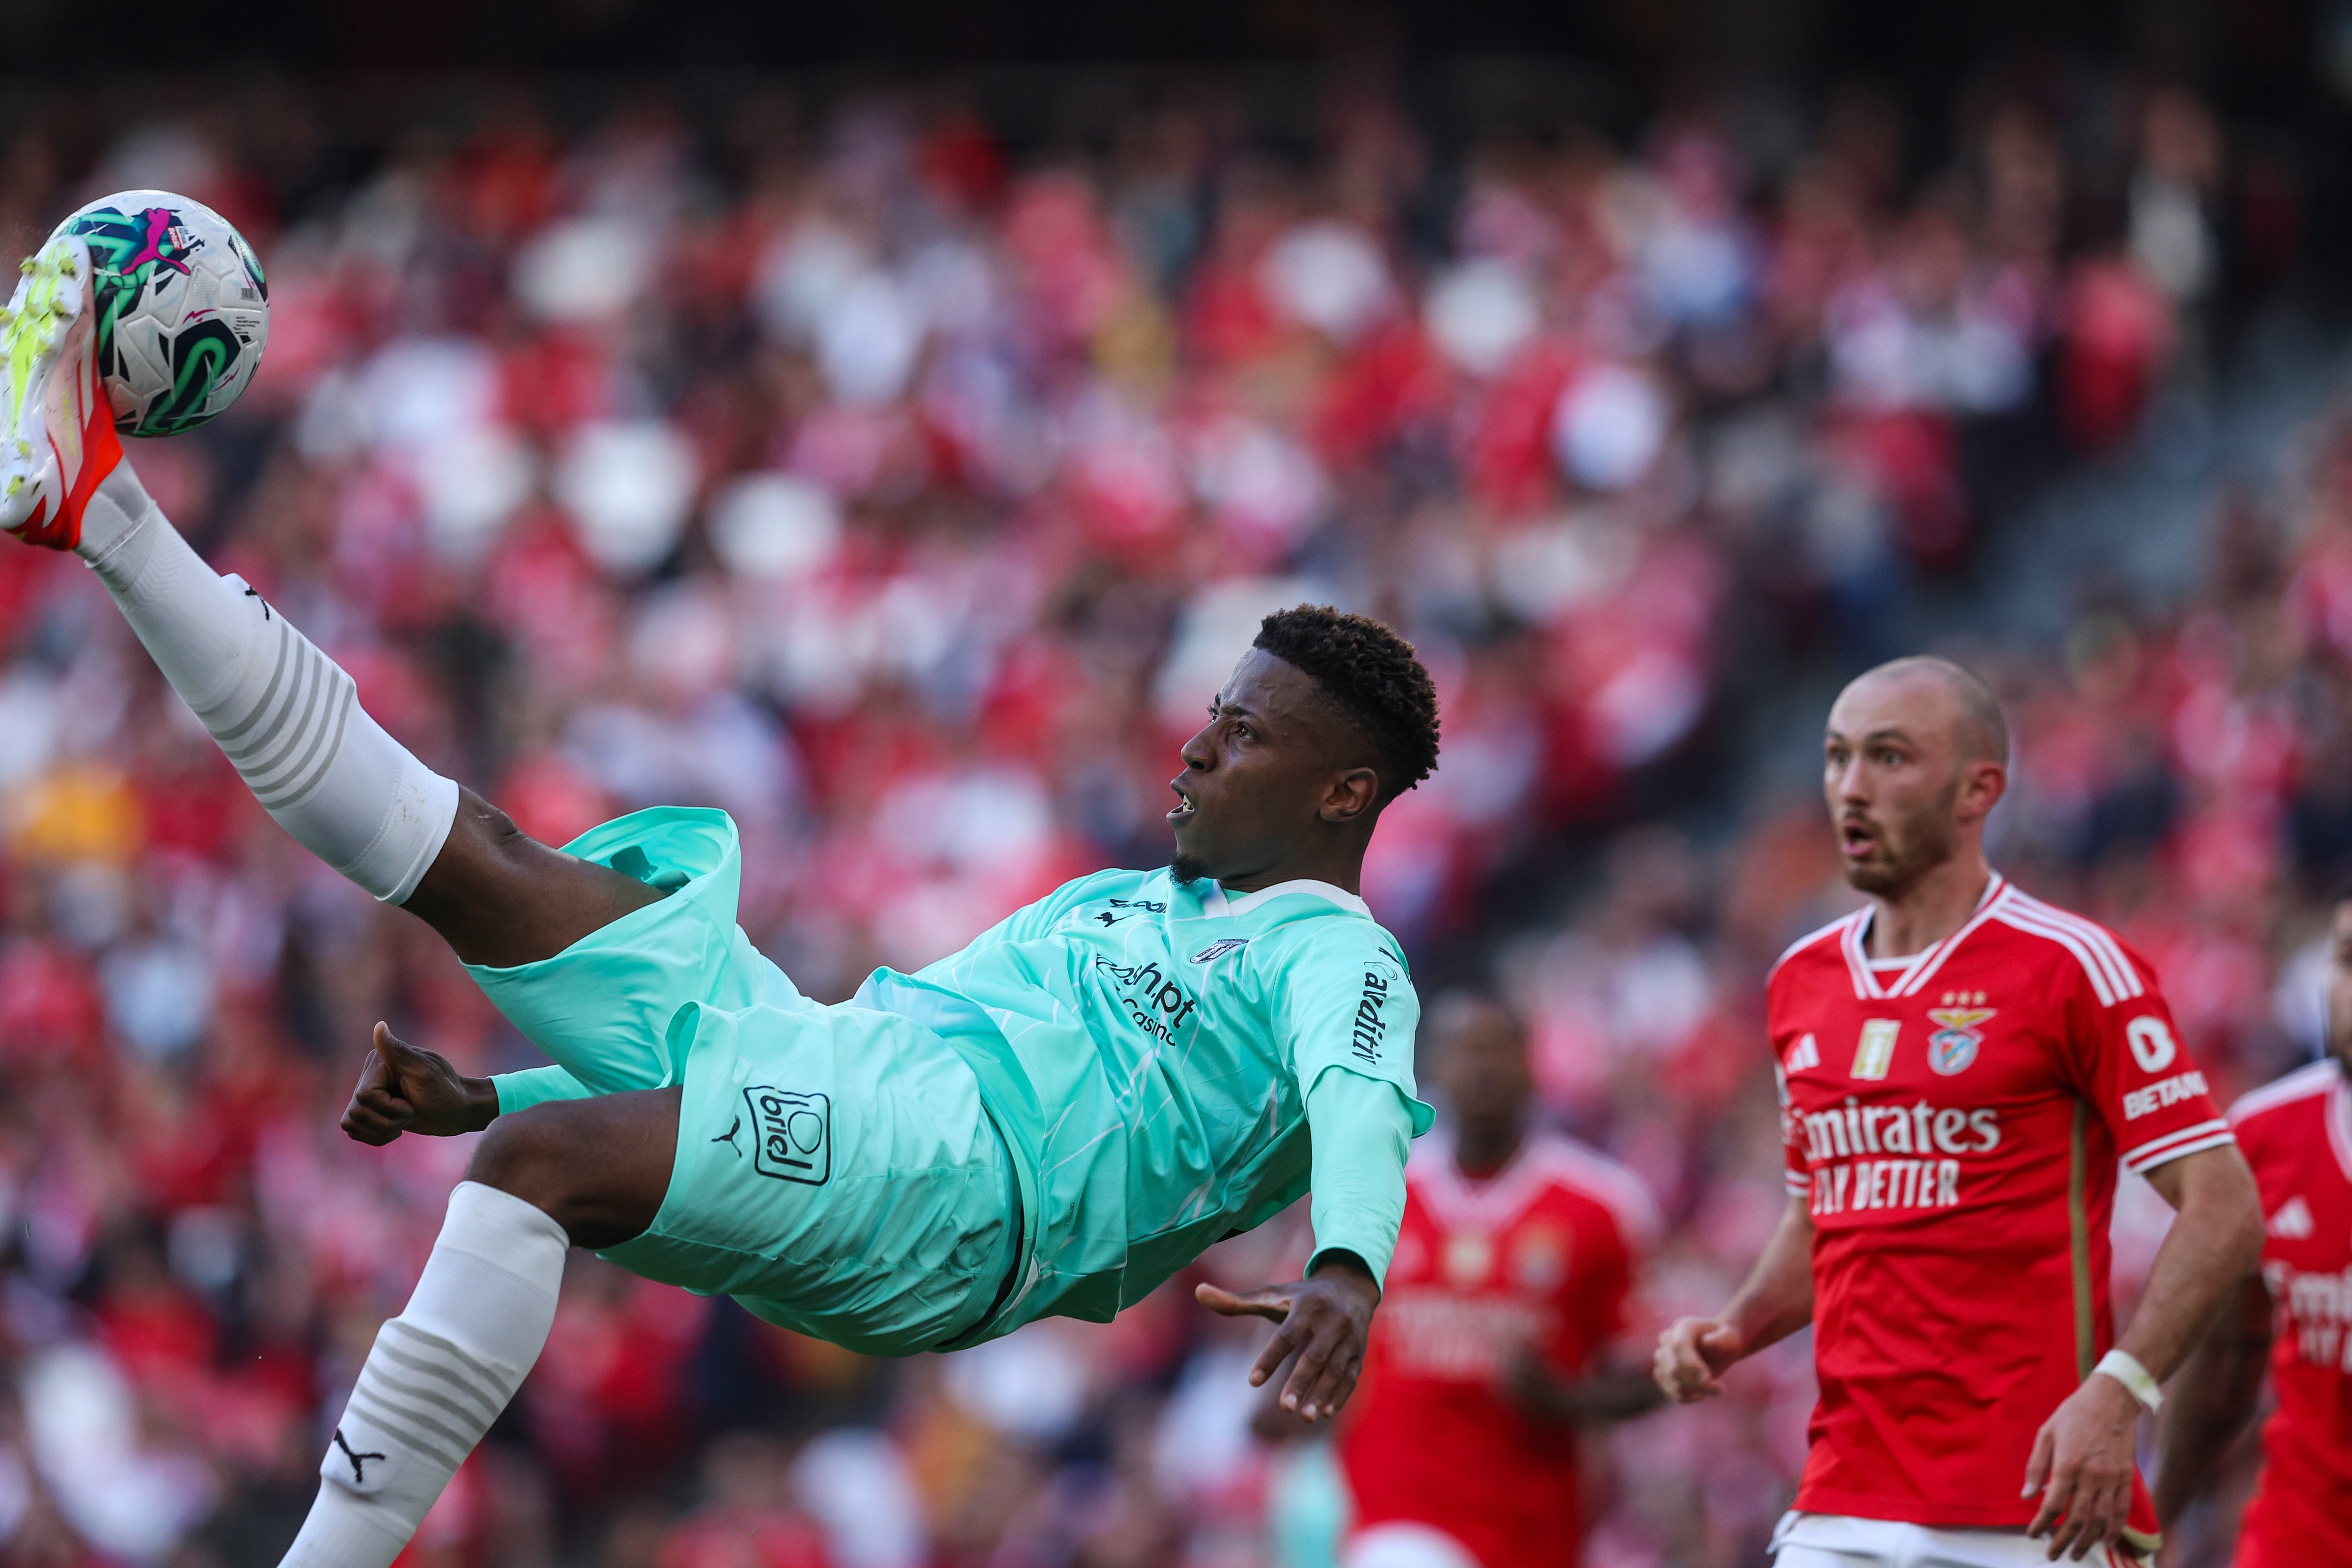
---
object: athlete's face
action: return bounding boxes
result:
[1168,649,1379,887]
[1431,998,1534,1158]
[2326,901,2352,1076]
[1823,670,2004,898]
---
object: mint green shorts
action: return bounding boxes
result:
[465,808,1018,1357]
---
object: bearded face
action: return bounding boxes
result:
[1838,770,1963,897]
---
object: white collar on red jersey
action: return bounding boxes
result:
[1412,1127,1551,1232]
[1410,1126,1661,1249]
[1839,873,2009,1001]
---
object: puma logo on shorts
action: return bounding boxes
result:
[744,1087,831,1185]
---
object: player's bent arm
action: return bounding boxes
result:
[1196,1070,1411,1425]
[2115,1143,2265,1380]
[2152,1270,2273,1529]
[2024,1143,2264,1560]
[1654,1193,1814,1403]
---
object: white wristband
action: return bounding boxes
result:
[2093,1349,2162,1414]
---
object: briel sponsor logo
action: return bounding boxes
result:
[743,1088,831,1185]
[1094,898,1168,926]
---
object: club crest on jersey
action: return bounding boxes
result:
[1190,938,1248,964]
[1924,1008,1995,1075]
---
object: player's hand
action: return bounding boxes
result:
[2023,1372,2142,1560]
[1653,1316,1744,1402]
[1197,1253,1380,1424]
[340,1023,499,1145]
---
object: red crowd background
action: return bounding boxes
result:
[0,35,2340,1568]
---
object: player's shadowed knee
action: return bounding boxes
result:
[400,787,669,969]
[467,1087,681,1250]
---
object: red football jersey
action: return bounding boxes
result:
[1338,1130,1657,1568]
[2224,1061,2352,1567]
[1768,875,2230,1544]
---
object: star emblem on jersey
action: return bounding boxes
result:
[1924,1007,1996,1076]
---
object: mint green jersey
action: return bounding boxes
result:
[855,868,1434,1331]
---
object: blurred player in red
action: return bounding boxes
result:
[2154,886,2352,1565]
[1654,658,2264,1566]
[1271,992,1662,1568]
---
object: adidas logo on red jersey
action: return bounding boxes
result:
[2268,1195,2315,1240]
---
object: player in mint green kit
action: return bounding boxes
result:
[0,231,1436,1568]
[466,772,1430,1354]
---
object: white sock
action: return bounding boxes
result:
[281,1182,569,1568]
[74,462,457,903]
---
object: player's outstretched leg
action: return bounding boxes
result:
[0,231,660,963]
[0,236,677,1564]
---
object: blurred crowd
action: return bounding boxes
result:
[0,59,2334,1568]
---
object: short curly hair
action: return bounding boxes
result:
[1254,605,1441,803]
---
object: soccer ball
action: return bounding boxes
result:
[51,190,269,438]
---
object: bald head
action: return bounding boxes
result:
[1844,656,2009,768]
[1824,656,2009,897]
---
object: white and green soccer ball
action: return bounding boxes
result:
[52,189,269,437]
